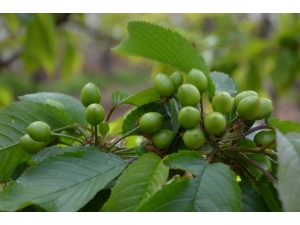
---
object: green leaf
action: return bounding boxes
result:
[257,176,282,212]
[276,130,300,211]
[168,98,181,133]
[235,138,257,148]
[0,150,126,212]
[113,21,215,98]
[61,31,83,80]
[19,92,87,125]
[22,14,56,74]
[210,71,237,95]
[137,151,241,211]
[122,102,165,134]
[79,189,111,212]
[111,91,131,106]
[113,88,160,107]
[30,145,97,164]
[268,118,300,134]
[239,181,270,212]
[101,153,169,212]
[0,101,74,183]
[0,144,31,183]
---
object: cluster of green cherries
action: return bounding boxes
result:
[139,68,275,150]
[19,82,109,154]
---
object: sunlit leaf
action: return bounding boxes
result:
[137,151,241,211]
[102,153,169,211]
[113,21,215,98]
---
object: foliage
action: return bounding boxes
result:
[0,20,300,212]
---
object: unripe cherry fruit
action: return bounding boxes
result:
[186,68,208,93]
[255,98,273,120]
[237,96,262,120]
[234,90,258,108]
[153,73,175,98]
[204,112,226,134]
[178,83,201,107]
[98,121,110,136]
[80,82,101,107]
[152,129,174,149]
[254,130,276,149]
[20,134,45,154]
[183,128,205,149]
[178,106,200,129]
[27,121,51,142]
[170,71,184,92]
[85,103,105,125]
[212,91,233,115]
[139,112,163,134]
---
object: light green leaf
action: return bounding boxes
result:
[268,118,300,134]
[112,91,130,106]
[137,151,241,211]
[113,21,215,98]
[0,150,126,212]
[0,101,74,183]
[101,153,169,212]
[210,71,236,95]
[239,181,269,212]
[22,14,56,74]
[19,92,86,125]
[117,88,160,106]
[276,130,300,211]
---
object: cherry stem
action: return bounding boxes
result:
[108,126,141,152]
[106,106,116,122]
[227,115,239,127]
[232,125,273,145]
[207,146,219,162]
[94,125,98,147]
[50,132,86,145]
[52,124,89,139]
[240,154,276,182]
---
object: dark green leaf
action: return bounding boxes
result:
[10,162,29,181]
[102,153,169,212]
[79,189,111,212]
[22,14,56,74]
[29,145,97,164]
[210,71,236,95]
[239,181,270,212]
[168,98,181,133]
[257,176,282,212]
[19,92,86,125]
[235,138,257,148]
[0,150,126,212]
[276,130,300,211]
[137,151,241,211]
[113,21,215,98]
[268,118,300,134]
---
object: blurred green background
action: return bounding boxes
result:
[0,13,299,121]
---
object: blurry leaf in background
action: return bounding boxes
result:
[0,85,13,108]
[22,14,57,75]
[61,30,83,80]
